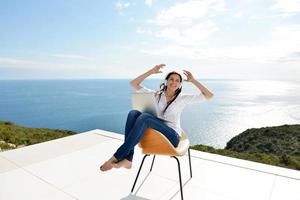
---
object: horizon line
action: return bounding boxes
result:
[0,78,299,82]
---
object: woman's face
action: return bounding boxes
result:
[166,74,182,92]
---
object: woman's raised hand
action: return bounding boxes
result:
[150,64,165,74]
[183,70,195,82]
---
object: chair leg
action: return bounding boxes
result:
[188,148,192,178]
[172,156,184,200]
[150,155,156,172]
[131,154,149,193]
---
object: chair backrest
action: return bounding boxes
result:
[139,128,190,156]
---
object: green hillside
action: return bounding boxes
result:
[0,121,76,151]
[225,124,300,156]
[192,124,300,170]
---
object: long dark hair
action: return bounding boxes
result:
[156,71,183,114]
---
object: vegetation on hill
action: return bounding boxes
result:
[225,124,300,156]
[0,121,76,151]
[192,124,300,171]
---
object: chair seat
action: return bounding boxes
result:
[133,128,192,200]
[139,128,190,156]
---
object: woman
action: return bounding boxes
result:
[100,64,213,171]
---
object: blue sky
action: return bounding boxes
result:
[0,0,299,80]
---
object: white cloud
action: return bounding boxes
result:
[234,11,243,18]
[268,25,300,62]
[0,58,40,69]
[114,2,130,10]
[141,24,300,65]
[139,0,225,46]
[148,0,226,26]
[0,57,142,79]
[0,57,101,71]
[141,45,201,60]
[145,0,153,8]
[136,27,153,34]
[271,0,300,16]
[277,52,300,63]
[155,20,218,45]
[51,54,92,61]
[138,1,300,64]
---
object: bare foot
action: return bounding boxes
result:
[100,156,118,172]
[114,159,132,169]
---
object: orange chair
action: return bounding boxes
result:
[131,128,192,200]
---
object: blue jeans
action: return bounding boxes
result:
[114,110,180,161]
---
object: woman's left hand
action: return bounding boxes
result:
[183,70,195,82]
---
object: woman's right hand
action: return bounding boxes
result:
[150,64,165,74]
[130,64,165,89]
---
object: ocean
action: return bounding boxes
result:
[0,79,299,148]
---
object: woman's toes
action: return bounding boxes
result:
[100,161,113,171]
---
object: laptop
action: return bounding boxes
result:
[131,92,169,122]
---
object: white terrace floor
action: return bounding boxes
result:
[0,129,300,200]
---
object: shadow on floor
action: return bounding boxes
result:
[120,193,150,200]
[167,178,192,200]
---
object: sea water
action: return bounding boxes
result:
[0,79,299,148]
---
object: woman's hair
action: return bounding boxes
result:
[156,71,183,114]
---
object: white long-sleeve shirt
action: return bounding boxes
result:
[136,86,206,136]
